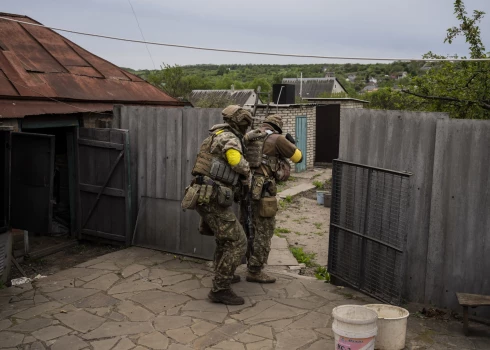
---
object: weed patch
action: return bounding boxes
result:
[314,266,330,282]
[289,246,316,267]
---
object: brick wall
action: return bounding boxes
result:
[82,113,114,128]
[0,119,20,132]
[254,104,317,171]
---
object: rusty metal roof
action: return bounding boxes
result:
[0,13,183,118]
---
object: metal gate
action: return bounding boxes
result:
[328,160,412,304]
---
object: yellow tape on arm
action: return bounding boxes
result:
[225,149,242,166]
[290,149,302,163]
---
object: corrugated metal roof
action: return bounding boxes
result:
[0,13,182,118]
[188,89,258,107]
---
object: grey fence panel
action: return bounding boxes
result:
[426,119,490,317]
[339,109,447,303]
[115,106,223,259]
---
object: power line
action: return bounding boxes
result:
[1,16,489,62]
[127,0,156,70]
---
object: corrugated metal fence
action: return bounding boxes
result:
[339,109,490,316]
[114,106,223,259]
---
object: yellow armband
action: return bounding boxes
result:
[290,149,302,163]
[225,149,242,166]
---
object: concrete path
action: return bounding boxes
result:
[0,247,488,350]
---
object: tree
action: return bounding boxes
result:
[148,63,193,99]
[401,0,489,119]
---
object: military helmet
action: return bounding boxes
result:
[264,114,283,133]
[222,105,253,126]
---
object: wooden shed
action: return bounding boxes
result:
[0,13,183,276]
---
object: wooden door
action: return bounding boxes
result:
[10,132,55,233]
[77,128,132,245]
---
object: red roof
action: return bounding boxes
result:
[0,13,182,118]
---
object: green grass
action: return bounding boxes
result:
[289,246,316,267]
[288,176,298,182]
[312,173,321,179]
[274,227,291,234]
[279,200,288,209]
[313,231,324,236]
[293,216,308,224]
[313,180,324,189]
[313,222,323,229]
[295,231,302,235]
[274,233,285,238]
[314,266,331,282]
[284,195,293,203]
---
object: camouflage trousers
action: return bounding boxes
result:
[247,199,276,273]
[196,197,246,292]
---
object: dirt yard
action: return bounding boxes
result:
[275,168,332,271]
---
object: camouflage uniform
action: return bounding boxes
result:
[195,124,249,292]
[189,106,252,299]
[243,115,303,281]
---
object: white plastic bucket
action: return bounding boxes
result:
[364,304,409,350]
[332,305,378,350]
[316,191,326,205]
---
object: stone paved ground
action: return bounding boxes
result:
[1,247,489,350]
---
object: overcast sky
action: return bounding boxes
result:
[3,0,490,69]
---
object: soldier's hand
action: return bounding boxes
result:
[244,129,266,142]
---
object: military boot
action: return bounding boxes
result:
[246,271,276,283]
[208,289,244,305]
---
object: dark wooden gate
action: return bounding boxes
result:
[315,104,341,163]
[77,128,131,245]
[10,132,55,233]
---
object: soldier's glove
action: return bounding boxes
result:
[286,133,296,144]
[244,129,266,143]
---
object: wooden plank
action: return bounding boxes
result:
[79,183,125,197]
[127,106,139,231]
[155,108,166,199]
[81,150,124,230]
[78,137,124,151]
[81,229,125,241]
[457,293,490,306]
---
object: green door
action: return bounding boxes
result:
[295,116,307,172]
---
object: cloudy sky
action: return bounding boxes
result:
[3,0,490,69]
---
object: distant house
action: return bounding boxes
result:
[361,84,379,93]
[282,75,347,98]
[188,89,260,107]
[347,74,357,82]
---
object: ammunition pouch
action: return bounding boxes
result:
[259,197,278,218]
[217,185,233,207]
[181,184,200,210]
[209,158,239,186]
[197,184,214,205]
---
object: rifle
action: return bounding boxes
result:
[243,181,254,263]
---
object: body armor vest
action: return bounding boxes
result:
[192,127,241,186]
[245,130,281,175]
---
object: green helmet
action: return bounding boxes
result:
[264,114,283,133]
[222,105,253,127]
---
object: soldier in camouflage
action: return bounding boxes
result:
[186,105,263,305]
[243,114,303,283]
